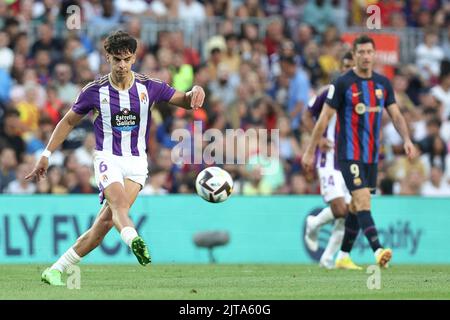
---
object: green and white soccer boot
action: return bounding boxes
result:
[131,236,151,266]
[41,268,65,286]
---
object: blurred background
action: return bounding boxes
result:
[0,0,450,197]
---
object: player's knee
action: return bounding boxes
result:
[331,201,348,218]
[98,216,114,231]
[108,198,130,213]
[352,192,371,211]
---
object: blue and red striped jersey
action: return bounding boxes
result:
[325,69,396,164]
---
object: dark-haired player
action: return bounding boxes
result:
[303,35,417,269]
[26,31,206,285]
[303,51,355,269]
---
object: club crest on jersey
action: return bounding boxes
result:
[140,92,148,104]
[111,109,140,131]
[375,89,383,99]
[355,103,366,115]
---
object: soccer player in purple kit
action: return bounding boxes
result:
[26,31,206,286]
[302,35,417,269]
[303,51,355,269]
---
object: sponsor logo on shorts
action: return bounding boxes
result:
[101,174,108,183]
[354,177,362,186]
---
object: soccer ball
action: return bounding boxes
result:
[195,167,234,203]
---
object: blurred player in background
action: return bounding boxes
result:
[26,31,205,286]
[303,35,417,269]
[303,51,354,269]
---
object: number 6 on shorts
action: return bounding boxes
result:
[99,161,108,173]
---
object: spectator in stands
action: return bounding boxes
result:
[421,166,450,196]
[141,166,169,195]
[74,132,96,167]
[418,117,448,173]
[303,0,334,34]
[263,18,284,58]
[170,31,201,68]
[204,0,233,19]
[30,23,63,62]
[209,63,238,109]
[89,0,122,34]
[290,173,310,195]
[0,67,12,104]
[396,167,424,195]
[415,28,445,84]
[242,165,272,195]
[0,109,25,163]
[46,165,68,194]
[0,147,17,193]
[149,0,178,20]
[0,30,14,72]
[4,162,35,194]
[235,0,266,18]
[53,62,79,105]
[69,165,99,194]
[26,116,54,157]
[16,83,40,133]
[430,63,450,121]
[170,52,194,92]
[279,55,311,134]
[178,0,207,27]
[115,0,149,16]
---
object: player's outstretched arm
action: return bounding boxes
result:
[25,109,84,182]
[302,104,336,171]
[169,85,205,110]
[386,103,418,160]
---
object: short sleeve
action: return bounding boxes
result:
[325,77,344,110]
[383,78,396,107]
[72,85,95,115]
[307,88,328,118]
[149,79,176,103]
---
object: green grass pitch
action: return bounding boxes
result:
[0,264,449,300]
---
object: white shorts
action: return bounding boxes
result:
[93,150,148,203]
[318,167,352,204]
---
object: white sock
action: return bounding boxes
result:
[120,226,138,248]
[321,218,345,263]
[336,250,350,261]
[310,207,334,230]
[50,247,81,273]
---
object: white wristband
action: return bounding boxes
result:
[42,149,52,158]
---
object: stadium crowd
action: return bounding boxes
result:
[1,0,450,197]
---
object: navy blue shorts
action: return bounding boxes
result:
[339,160,378,193]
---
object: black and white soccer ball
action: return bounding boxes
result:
[195,167,234,203]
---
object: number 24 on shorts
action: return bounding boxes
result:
[322,175,335,187]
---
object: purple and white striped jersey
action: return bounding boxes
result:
[72,72,176,157]
[307,86,338,170]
